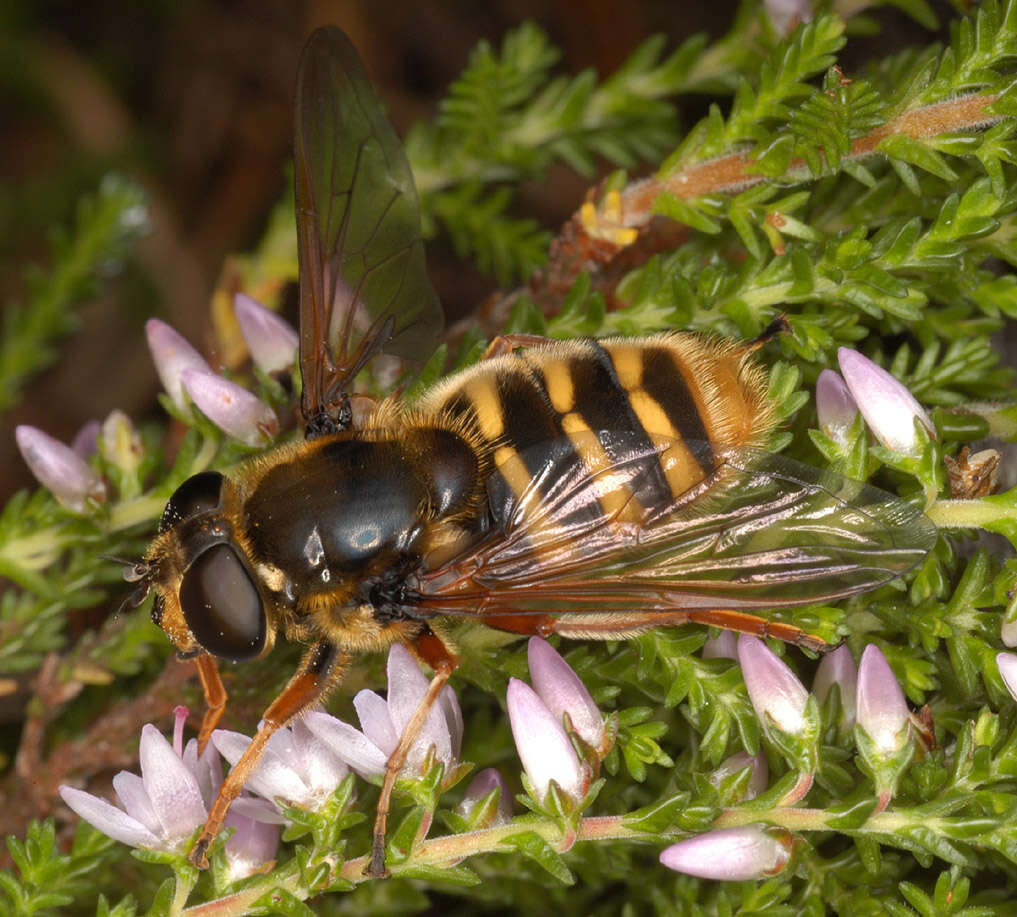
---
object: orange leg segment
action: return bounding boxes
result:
[367,629,459,878]
[489,608,831,654]
[188,641,349,869]
[193,654,228,755]
[481,333,555,360]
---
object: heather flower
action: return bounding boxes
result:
[764,0,811,34]
[737,635,809,737]
[813,644,858,729]
[709,751,768,801]
[303,644,462,780]
[527,637,606,752]
[837,348,934,455]
[856,644,910,755]
[16,424,106,512]
[213,714,350,813]
[506,677,586,805]
[101,409,143,476]
[457,768,513,827]
[222,803,281,882]
[58,707,213,855]
[145,318,212,412]
[815,369,858,443]
[702,630,738,660]
[71,420,101,458]
[234,292,299,374]
[999,652,1017,700]
[181,369,278,447]
[659,826,793,880]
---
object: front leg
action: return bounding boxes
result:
[367,627,459,877]
[188,641,349,868]
[193,654,228,754]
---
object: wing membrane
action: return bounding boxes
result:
[413,435,937,615]
[294,27,442,428]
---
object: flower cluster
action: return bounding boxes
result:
[818,348,934,457]
[60,706,280,882]
[658,637,915,881]
[146,294,296,446]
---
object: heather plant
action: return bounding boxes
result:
[6,3,1017,914]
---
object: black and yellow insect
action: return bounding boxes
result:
[130,26,937,874]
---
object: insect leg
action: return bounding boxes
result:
[747,314,791,349]
[194,654,228,754]
[188,640,349,869]
[481,333,555,360]
[684,609,830,654]
[544,610,830,654]
[367,628,459,878]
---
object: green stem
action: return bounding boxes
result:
[925,498,1008,529]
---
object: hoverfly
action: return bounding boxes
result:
[131,27,937,875]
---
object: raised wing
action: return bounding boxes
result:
[411,435,937,616]
[294,27,443,434]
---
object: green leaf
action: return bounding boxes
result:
[500,831,575,884]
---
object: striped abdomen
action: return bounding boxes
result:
[418,334,776,523]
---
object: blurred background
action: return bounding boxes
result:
[0,0,943,503]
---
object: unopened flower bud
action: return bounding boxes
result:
[145,319,212,412]
[709,751,768,801]
[816,369,858,443]
[837,348,934,455]
[507,677,585,805]
[813,644,858,729]
[856,645,910,755]
[702,630,738,660]
[528,638,605,752]
[234,293,298,374]
[659,826,792,880]
[997,652,1017,702]
[16,425,106,511]
[737,635,809,737]
[457,767,513,826]
[181,369,278,447]
[101,410,143,475]
[71,420,101,459]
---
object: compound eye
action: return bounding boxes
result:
[160,471,224,533]
[179,544,265,661]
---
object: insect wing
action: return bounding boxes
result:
[294,27,442,425]
[413,435,938,615]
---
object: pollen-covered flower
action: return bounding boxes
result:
[213,714,350,813]
[16,424,106,511]
[101,409,144,476]
[837,348,934,455]
[303,644,462,780]
[660,826,793,880]
[181,369,278,446]
[737,635,809,737]
[507,677,586,805]
[59,706,213,855]
[145,318,212,412]
[234,292,299,374]
[856,644,910,756]
[527,638,606,752]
